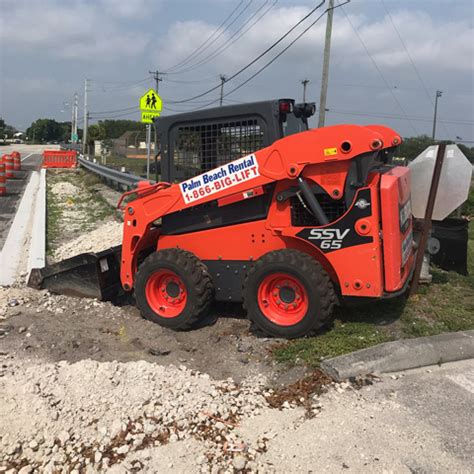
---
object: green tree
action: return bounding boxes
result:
[98,119,144,139]
[398,135,436,161]
[87,124,106,143]
[26,119,64,143]
[0,118,5,142]
[0,118,17,143]
[458,144,474,164]
[398,135,474,164]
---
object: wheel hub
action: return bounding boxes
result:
[166,281,180,299]
[279,285,296,304]
[146,270,187,318]
[258,273,309,326]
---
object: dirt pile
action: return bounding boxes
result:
[53,221,123,261]
[51,181,80,198]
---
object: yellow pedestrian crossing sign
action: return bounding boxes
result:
[140,89,162,123]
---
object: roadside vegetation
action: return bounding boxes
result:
[274,189,474,367]
[99,154,149,178]
[46,169,116,255]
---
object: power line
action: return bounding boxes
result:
[164,2,339,113]
[89,110,140,120]
[340,5,419,135]
[379,0,452,139]
[306,81,474,95]
[197,2,344,110]
[165,0,248,72]
[170,1,254,74]
[167,0,326,104]
[90,76,150,86]
[90,106,137,115]
[163,75,221,84]
[89,77,152,93]
[169,0,278,75]
[327,108,474,125]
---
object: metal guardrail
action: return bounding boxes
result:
[78,155,149,189]
[60,143,82,152]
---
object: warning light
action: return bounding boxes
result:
[279,100,294,114]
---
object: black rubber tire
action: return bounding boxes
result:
[243,249,336,338]
[135,249,213,330]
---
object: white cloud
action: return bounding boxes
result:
[156,6,473,75]
[0,0,151,61]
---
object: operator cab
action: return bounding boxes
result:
[154,98,315,183]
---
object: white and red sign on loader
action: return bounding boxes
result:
[180,154,260,205]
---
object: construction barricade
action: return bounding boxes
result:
[0,163,6,195]
[2,154,14,178]
[11,151,21,173]
[42,150,77,169]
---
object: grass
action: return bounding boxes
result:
[45,180,62,255]
[273,193,474,367]
[98,154,150,178]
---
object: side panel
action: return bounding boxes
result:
[292,180,384,297]
[157,180,385,298]
[380,166,414,292]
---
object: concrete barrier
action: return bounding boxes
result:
[321,331,474,381]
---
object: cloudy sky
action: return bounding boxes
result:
[1,0,473,141]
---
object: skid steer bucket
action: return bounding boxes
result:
[28,246,123,302]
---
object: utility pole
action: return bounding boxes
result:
[73,92,78,144]
[70,99,74,143]
[432,90,442,140]
[149,70,163,92]
[318,0,334,128]
[70,92,78,143]
[301,79,310,103]
[83,79,89,155]
[219,74,227,107]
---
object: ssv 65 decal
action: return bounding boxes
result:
[309,228,350,250]
[297,188,374,253]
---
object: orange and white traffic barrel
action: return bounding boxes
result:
[12,151,21,172]
[0,163,6,196]
[4,154,14,179]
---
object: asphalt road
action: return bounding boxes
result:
[0,146,50,250]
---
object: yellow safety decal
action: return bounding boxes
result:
[324,147,338,157]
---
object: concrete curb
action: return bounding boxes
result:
[0,171,40,285]
[27,168,46,274]
[321,330,474,381]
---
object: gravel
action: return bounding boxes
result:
[51,181,80,198]
[52,221,123,261]
[0,358,271,472]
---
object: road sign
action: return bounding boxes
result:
[140,89,162,123]
[409,144,473,220]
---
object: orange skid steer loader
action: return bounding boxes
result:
[117,124,413,338]
[30,100,415,338]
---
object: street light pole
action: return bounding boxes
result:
[301,79,310,103]
[70,96,75,143]
[83,79,89,155]
[73,92,78,144]
[432,90,442,140]
[219,74,227,107]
